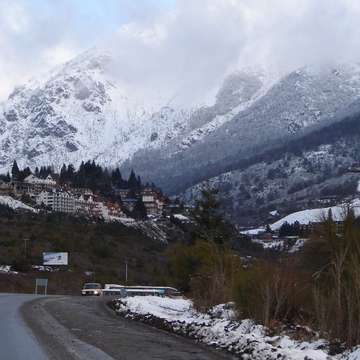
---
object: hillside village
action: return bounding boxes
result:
[0,161,185,222]
[2,159,360,256]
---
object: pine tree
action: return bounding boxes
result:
[128,169,138,189]
[18,167,32,181]
[132,198,147,220]
[39,166,45,178]
[46,165,53,177]
[11,160,20,180]
[111,168,123,187]
[59,164,67,184]
[191,188,234,245]
[67,164,75,180]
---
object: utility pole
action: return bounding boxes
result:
[24,238,29,258]
[125,261,128,284]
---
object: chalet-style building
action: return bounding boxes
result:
[122,198,137,212]
[11,174,57,198]
[0,180,12,195]
[24,174,56,186]
[141,187,165,215]
[105,201,124,218]
[114,189,132,199]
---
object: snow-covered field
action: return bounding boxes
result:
[172,214,190,222]
[242,199,360,236]
[0,195,36,212]
[252,238,306,253]
[113,295,360,359]
[271,199,360,230]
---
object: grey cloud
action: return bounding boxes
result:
[1,0,360,105]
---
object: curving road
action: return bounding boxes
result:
[0,293,47,360]
[0,293,236,359]
[23,296,236,360]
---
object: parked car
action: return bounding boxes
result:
[81,283,102,296]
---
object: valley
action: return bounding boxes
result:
[3,2,360,359]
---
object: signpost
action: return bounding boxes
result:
[35,278,48,295]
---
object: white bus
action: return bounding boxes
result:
[102,284,181,297]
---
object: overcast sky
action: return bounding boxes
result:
[1,0,360,103]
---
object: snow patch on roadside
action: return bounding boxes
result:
[113,296,341,359]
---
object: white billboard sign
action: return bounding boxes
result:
[43,252,68,266]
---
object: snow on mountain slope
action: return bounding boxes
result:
[3,46,360,212]
[182,124,360,228]
[126,63,360,195]
[177,68,279,151]
[0,48,193,172]
[0,50,277,174]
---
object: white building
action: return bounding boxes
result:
[36,191,75,213]
[36,191,125,220]
[24,174,57,186]
[75,195,90,214]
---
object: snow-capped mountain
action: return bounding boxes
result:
[0,48,194,172]
[128,63,360,195]
[0,48,279,174]
[2,48,360,227]
[177,68,279,151]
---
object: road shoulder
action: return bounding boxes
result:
[21,296,114,360]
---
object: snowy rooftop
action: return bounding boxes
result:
[24,174,56,185]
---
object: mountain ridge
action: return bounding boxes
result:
[2,49,360,226]
[126,63,360,194]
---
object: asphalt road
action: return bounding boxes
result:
[0,293,235,359]
[22,296,236,360]
[0,293,47,360]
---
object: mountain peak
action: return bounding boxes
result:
[2,49,360,213]
[0,48,192,173]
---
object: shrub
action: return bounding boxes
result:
[189,241,242,311]
[310,208,360,346]
[233,261,310,327]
